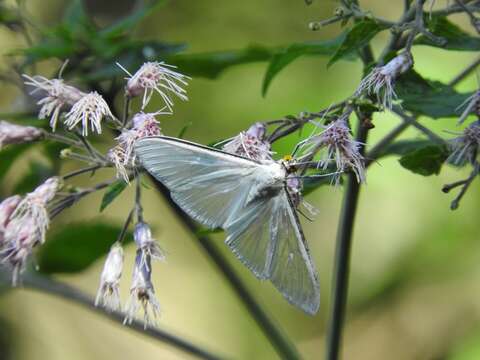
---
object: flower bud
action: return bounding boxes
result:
[0,121,43,149]
[0,195,21,231]
[95,243,124,311]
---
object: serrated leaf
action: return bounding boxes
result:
[37,222,131,274]
[396,70,473,118]
[262,37,347,96]
[100,180,128,212]
[415,16,480,51]
[328,19,387,67]
[398,144,448,176]
[168,44,274,79]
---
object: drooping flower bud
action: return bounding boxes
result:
[124,250,161,329]
[23,75,86,131]
[447,120,480,166]
[119,61,189,110]
[222,122,272,161]
[356,52,413,109]
[0,121,43,150]
[64,92,115,136]
[134,222,165,268]
[303,116,365,184]
[95,243,124,312]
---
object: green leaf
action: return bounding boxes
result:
[195,227,223,237]
[37,222,131,274]
[415,16,480,51]
[0,143,32,184]
[13,161,56,195]
[396,70,473,118]
[398,144,448,176]
[99,0,167,40]
[262,37,348,96]
[178,121,192,139]
[303,175,337,194]
[168,44,274,79]
[328,19,387,67]
[100,180,128,212]
[379,139,436,157]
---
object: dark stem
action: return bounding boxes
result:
[325,118,369,360]
[62,164,102,180]
[149,177,300,360]
[123,95,131,127]
[448,55,480,87]
[12,272,223,360]
[450,162,479,210]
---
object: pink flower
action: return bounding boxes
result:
[222,122,272,161]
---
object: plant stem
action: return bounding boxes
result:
[150,177,300,360]
[62,164,102,180]
[325,118,369,360]
[11,272,223,360]
[448,55,480,86]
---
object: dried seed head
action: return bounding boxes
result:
[304,116,365,184]
[95,243,124,312]
[0,121,43,149]
[447,120,480,166]
[124,250,161,329]
[356,52,413,109]
[64,92,115,136]
[23,75,86,130]
[119,62,189,110]
[222,122,272,161]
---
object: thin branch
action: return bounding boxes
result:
[62,164,102,180]
[9,272,223,360]
[448,55,480,87]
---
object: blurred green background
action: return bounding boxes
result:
[0,0,480,359]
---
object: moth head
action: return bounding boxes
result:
[282,154,297,173]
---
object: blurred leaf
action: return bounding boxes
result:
[43,141,67,172]
[328,19,387,67]
[196,227,223,237]
[303,174,339,194]
[415,16,480,51]
[13,161,56,194]
[379,139,435,157]
[37,222,131,274]
[396,70,473,118]
[100,180,128,212]
[398,144,448,176]
[99,0,167,40]
[0,143,32,184]
[169,44,274,78]
[262,37,347,96]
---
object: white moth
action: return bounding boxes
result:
[135,136,320,315]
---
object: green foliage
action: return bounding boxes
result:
[0,143,32,184]
[100,180,128,212]
[380,139,437,157]
[416,16,480,51]
[328,18,387,67]
[398,144,448,176]
[396,70,472,118]
[37,222,131,274]
[262,37,347,96]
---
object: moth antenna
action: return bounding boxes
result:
[58,59,70,79]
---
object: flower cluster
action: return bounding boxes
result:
[0,120,43,149]
[302,115,366,184]
[108,112,163,182]
[95,222,164,328]
[447,120,480,166]
[222,122,272,161]
[119,61,189,110]
[0,177,61,285]
[356,52,413,110]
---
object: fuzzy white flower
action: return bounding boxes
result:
[23,75,86,130]
[95,243,124,312]
[124,250,161,329]
[64,92,115,136]
[222,122,273,160]
[1,177,61,285]
[447,120,480,166]
[303,116,365,184]
[134,222,165,270]
[108,112,163,182]
[0,121,43,149]
[356,52,413,109]
[119,62,189,110]
[0,195,21,243]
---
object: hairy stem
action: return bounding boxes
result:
[7,272,223,360]
[150,177,300,360]
[325,118,369,360]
